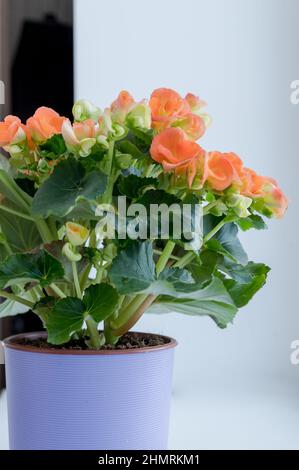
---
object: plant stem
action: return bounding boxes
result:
[85,316,101,348]
[35,220,54,243]
[153,249,180,261]
[0,290,34,308]
[203,200,218,215]
[155,240,176,276]
[50,283,66,299]
[72,261,82,298]
[0,172,31,211]
[0,204,36,221]
[112,294,147,330]
[203,219,226,243]
[172,218,228,269]
[2,239,13,255]
[49,218,58,239]
[79,262,91,291]
[173,251,196,269]
[112,295,156,337]
[102,140,115,204]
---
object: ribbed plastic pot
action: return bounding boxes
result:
[4,332,177,450]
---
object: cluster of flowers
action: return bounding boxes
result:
[0,88,287,218]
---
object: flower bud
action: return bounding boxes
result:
[126,101,151,129]
[62,119,96,157]
[72,99,102,122]
[226,194,252,218]
[66,222,90,246]
[62,242,82,262]
[96,135,109,149]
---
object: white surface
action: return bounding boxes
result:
[73,0,299,449]
[1,376,299,450]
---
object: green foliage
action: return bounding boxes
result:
[223,262,270,307]
[118,174,158,199]
[204,215,248,265]
[148,277,238,328]
[46,283,119,344]
[110,241,156,294]
[0,96,277,348]
[39,135,67,159]
[236,214,267,231]
[31,157,107,217]
[0,250,64,289]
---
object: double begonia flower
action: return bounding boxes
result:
[0,115,33,156]
[150,127,206,187]
[27,107,66,143]
[149,88,208,140]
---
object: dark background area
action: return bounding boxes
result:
[0,0,74,389]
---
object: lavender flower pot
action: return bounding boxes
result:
[4,332,177,450]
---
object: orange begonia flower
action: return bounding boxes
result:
[241,168,287,218]
[27,107,66,142]
[150,127,206,187]
[173,113,205,141]
[110,91,135,124]
[206,151,243,191]
[0,115,32,148]
[149,88,190,132]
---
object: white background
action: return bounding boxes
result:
[73,0,299,449]
[1,0,292,450]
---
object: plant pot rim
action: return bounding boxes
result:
[3,331,178,356]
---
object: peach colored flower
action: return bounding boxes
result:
[265,184,288,218]
[110,90,135,124]
[241,169,287,218]
[185,93,207,113]
[62,119,97,156]
[150,127,206,187]
[0,115,29,147]
[149,88,190,132]
[173,113,205,140]
[27,107,66,142]
[206,151,243,191]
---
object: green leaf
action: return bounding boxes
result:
[118,174,158,199]
[110,241,156,294]
[39,134,66,159]
[148,277,238,328]
[129,127,154,146]
[204,215,247,265]
[146,268,195,296]
[0,250,64,288]
[117,140,145,159]
[223,262,270,307]
[206,239,239,263]
[45,283,119,344]
[83,283,119,322]
[0,292,31,318]
[189,250,218,286]
[0,201,41,261]
[137,189,181,207]
[236,214,267,231]
[0,169,31,209]
[31,157,107,217]
[46,297,85,344]
[33,296,55,324]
